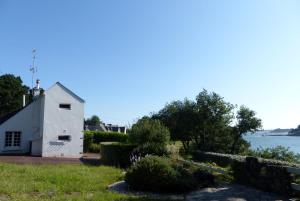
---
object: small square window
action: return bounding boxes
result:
[59,104,71,110]
[58,135,71,141]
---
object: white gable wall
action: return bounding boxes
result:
[0,97,44,154]
[41,84,84,158]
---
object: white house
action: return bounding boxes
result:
[0,81,84,158]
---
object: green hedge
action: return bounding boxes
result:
[84,131,128,152]
[100,142,137,168]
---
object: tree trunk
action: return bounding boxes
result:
[230,133,242,154]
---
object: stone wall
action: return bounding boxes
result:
[193,151,300,196]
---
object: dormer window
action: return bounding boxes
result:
[59,104,71,110]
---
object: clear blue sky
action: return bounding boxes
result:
[1,0,300,129]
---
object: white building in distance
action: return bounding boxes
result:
[0,81,84,158]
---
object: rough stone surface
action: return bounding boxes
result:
[186,184,289,201]
[108,181,291,201]
[194,151,297,196]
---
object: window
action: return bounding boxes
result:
[5,132,12,147]
[5,131,21,147]
[58,135,71,141]
[59,104,71,110]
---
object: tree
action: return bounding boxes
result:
[0,74,29,118]
[85,115,102,126]
[152,89,262,154]
[152,99,197,151]
[230,106,262,154]
[193,89,235,152]
[129,116,170,145]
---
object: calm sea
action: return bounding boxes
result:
[243,131,300,154]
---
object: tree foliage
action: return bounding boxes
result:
[129,116,170,145]
[230,106,262,154]
[152,89,262,154]
[85,115,102,126]
[0,74,29,118]
[152,99,197,151]
[193,90,235,152]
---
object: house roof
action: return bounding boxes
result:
[0,109,22,125]
[0,82,84,126]
[0,98,38,126]
[50,82,85,103]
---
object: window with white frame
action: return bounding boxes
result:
[5,131,21,147]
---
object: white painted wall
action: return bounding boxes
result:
[0,97,44,154]
[41,83,84,158]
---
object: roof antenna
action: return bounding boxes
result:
[29,49,37,91]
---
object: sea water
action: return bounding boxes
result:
[244,131,300,154]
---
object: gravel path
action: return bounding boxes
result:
[108,181,291,201]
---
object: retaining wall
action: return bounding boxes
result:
[193,151,300,196]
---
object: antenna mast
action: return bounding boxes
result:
[29,49,37,90]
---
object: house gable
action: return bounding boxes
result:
[41,82,84,158]
[46,82,85,104]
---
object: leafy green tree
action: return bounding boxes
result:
[230,106,262,154]
[193,89,235,152]
[152,99,197,151]
[0,74,29,118]
[85,115,102,126]
[129,116,170,145]
[152,89,262,154]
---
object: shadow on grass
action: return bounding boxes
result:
[79,157,102,166]
[115,198,178,201]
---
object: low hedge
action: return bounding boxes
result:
[84,131,128,152]
[89,143,101,153]
[100,142,137,168]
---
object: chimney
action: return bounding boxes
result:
[36,79,40,90]
[33,79,41,98]
[23,95,26,107]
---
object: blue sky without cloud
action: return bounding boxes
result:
[0,0,300,129]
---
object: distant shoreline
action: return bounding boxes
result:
[268,134,298,137]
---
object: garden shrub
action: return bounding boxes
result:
[131,143,169,159]
[193,168,215,187]
[246,146,300,164]
[84,131,128,152]
[89,143,101,153]
[125,156,199,193]
[166,144,180,159]
[100,142,137,168]
[83,131,94,152]
[129,117,170,145]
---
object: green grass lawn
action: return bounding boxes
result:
[0,163,172,201]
